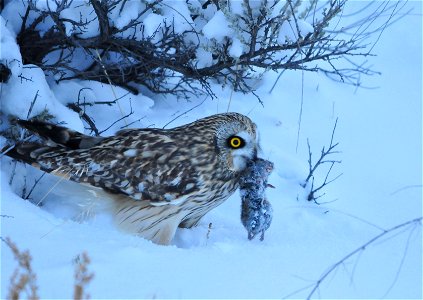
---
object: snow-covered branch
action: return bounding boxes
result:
[9,0,404,100]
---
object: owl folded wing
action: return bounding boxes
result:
[31,142,200,207]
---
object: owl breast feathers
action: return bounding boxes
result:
[7,113,260,245]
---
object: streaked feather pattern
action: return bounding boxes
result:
[7,113,259,244]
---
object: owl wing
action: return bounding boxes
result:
[14,128,201,206]
[77,145,201,206]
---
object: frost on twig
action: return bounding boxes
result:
[301,118,342,203]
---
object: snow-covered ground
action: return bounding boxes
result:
[1,1,422,299]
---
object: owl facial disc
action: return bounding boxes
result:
[229,131,257,171]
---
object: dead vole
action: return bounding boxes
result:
[239,158,274,241]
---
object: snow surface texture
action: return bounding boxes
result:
[239,158,274,241]
[1,1,422,299]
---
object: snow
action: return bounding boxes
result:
[112,1,146,30]
[195,47,213,68]
[278,18,314,44]
[0,65,81,125]
[141,2,195,41]
[229,37,244,58]
[59,5,100,38]
[34,0,58,11]
[161,2,194,34]
[1,1,422,299]
[1,2,28,35]
[0,16,22,74]
[143,13,166,38]
[50,80,154,134]
[202,11,233,42]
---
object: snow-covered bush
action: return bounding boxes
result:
[1,0,395,101]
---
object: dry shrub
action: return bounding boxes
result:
[73,252,94,300]
[2,237,39,300]
[2,237,94,300]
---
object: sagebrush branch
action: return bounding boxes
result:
[11,0,401,100]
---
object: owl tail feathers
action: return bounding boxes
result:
[2,142,49,169]
[17,119,104,150]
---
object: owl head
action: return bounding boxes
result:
[214,113,259,172]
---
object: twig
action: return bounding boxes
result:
[306,216,423,300]
[324,208,387,232]
[67,103,100,136]
[227,59,240,112]
[162,96,208,129]
[308,162,343,203]
[25,173,47,200]
[304,118,340,185]
[205,222,213,246]
[94,48,127,126]
[98,99,134,134]
[302,118,342,202]
[390,184,422,196]
[120,116,146,130]
[36,167,74,206]
[268,70,286,94]
[295,68,305,153]
[26,90,40,120]
[366,1,402,55]
[381,223,419,298]
[0,215,15,218]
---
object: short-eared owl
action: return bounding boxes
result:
[7,113,259,245]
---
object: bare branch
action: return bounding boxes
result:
[67,103,100,136]
[302,118,342,203]
[12,0,404,100]
[162,96,208,129]
[98,99,135,134]
[306,217,423,299]
[24,173,47,200]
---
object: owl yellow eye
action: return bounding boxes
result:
[228,136,245,149]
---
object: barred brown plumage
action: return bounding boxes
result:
[7,113,260,245]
